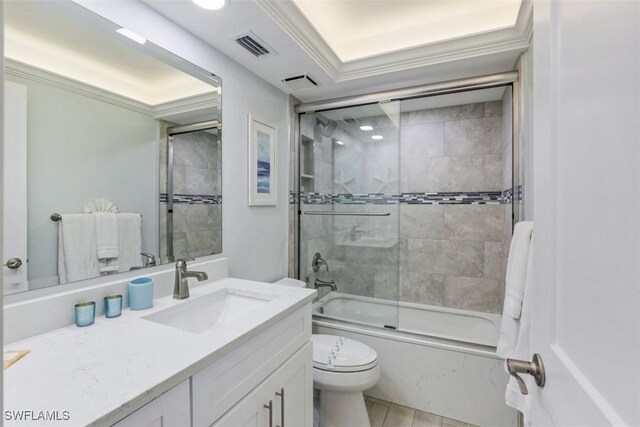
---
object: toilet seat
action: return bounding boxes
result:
[312,334,378,373]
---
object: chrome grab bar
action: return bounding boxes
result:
[303,211,390,217]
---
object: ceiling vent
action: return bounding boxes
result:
[282,74,318,91]
[234,32,274,58]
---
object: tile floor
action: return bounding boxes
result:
[365,396,478,427]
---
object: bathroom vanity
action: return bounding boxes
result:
[4,277,316,427]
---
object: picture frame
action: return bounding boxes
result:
[248,114,277,206]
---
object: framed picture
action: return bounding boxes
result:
[248,114,277,206]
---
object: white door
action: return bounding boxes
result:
[530,0,640,425]
[3,80,28,295]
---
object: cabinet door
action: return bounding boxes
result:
[270,342,313,427]
[213,342,313,427]
[113,380,190,427]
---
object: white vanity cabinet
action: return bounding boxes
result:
[213,342,313,427]
[113,380,191,427]
[112,305,313,427]
[191,305,313,427]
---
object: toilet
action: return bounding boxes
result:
[274,278,380,427]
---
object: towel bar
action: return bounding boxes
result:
[50,212,142,222]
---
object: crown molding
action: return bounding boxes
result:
[5,59,219,120]
[5,59,153,116]
[153,92,220,120]
[254,0,533,83]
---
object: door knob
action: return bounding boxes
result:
[506,353,546,395]
[4,258,23,269]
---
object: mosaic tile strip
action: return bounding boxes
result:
[160,193,222,205]
[295,191,505,205]
[502,185,523,204]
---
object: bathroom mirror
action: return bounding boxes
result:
[3,0,222,295]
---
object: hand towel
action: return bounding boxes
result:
[94,213,119,260]
[116,213,142,272]
[57,214,100,284]
[504,221,534,319]
[497,220,533,356]
[504,235,536,422]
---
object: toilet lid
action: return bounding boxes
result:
[312,335,378,372]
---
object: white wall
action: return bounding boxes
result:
[72,0,291,283]
[6,72,159,289]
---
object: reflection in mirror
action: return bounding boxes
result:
[3,0,222,295]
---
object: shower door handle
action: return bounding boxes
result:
[264,400,273,427]
[506,353,546,395]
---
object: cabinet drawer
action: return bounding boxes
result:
[192,305,311,427]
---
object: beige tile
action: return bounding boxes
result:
[413,410,443,427]
[400,103,485,126]
[407,239,484,278]
[444,276,503,313]
[366,396,391,407]
[443,205,504,242]
[484,242,505,280]
[484,153,503,191]
[442,417,475,427]
[444,117,503,157]
[383,404,415,427]
[400,271,444,306]
[400,205,445,240]
[484,101,502,118]
[366,398,390,427]
[401,123,445,159]
[428,156,485,192]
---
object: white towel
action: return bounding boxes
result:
[497,221,533,356]
[82,198,118,214]
[116,213,142,272]
[504,235,536,422]
[57,214,100,284]
[504,221,534,319]
[94,213,119,260]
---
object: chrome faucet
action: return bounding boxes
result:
[314,278,337,292]
[350,225,366,241]
[174,260,208,299]
[312,252,329,272]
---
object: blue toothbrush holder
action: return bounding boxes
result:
[129,277,154,310]
[75,301,96,327]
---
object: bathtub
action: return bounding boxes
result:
[311,292,517,427]
[312,292,501,347]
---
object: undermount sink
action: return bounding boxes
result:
[143,288,277,334]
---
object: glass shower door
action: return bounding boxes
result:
[298,102,400,329]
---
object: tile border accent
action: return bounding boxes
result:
[296,191,504,205]
[160,193,222,205]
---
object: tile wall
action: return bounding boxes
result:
[294,97,512,314]
[159,121,222,262]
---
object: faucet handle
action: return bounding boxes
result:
[175,258,195,269]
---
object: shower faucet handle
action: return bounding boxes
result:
[505,353,546,395]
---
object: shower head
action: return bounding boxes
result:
[316,119,337,138]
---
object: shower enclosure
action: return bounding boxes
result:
[295,73,521,344]
[160,120,222,263]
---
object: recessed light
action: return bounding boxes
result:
[335,140,344,146]
[372,135,383,140]
[116,28,146,45]
[192,0,227,10]
[359,125,373,131]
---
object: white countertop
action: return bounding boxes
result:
[4,278,316,427]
